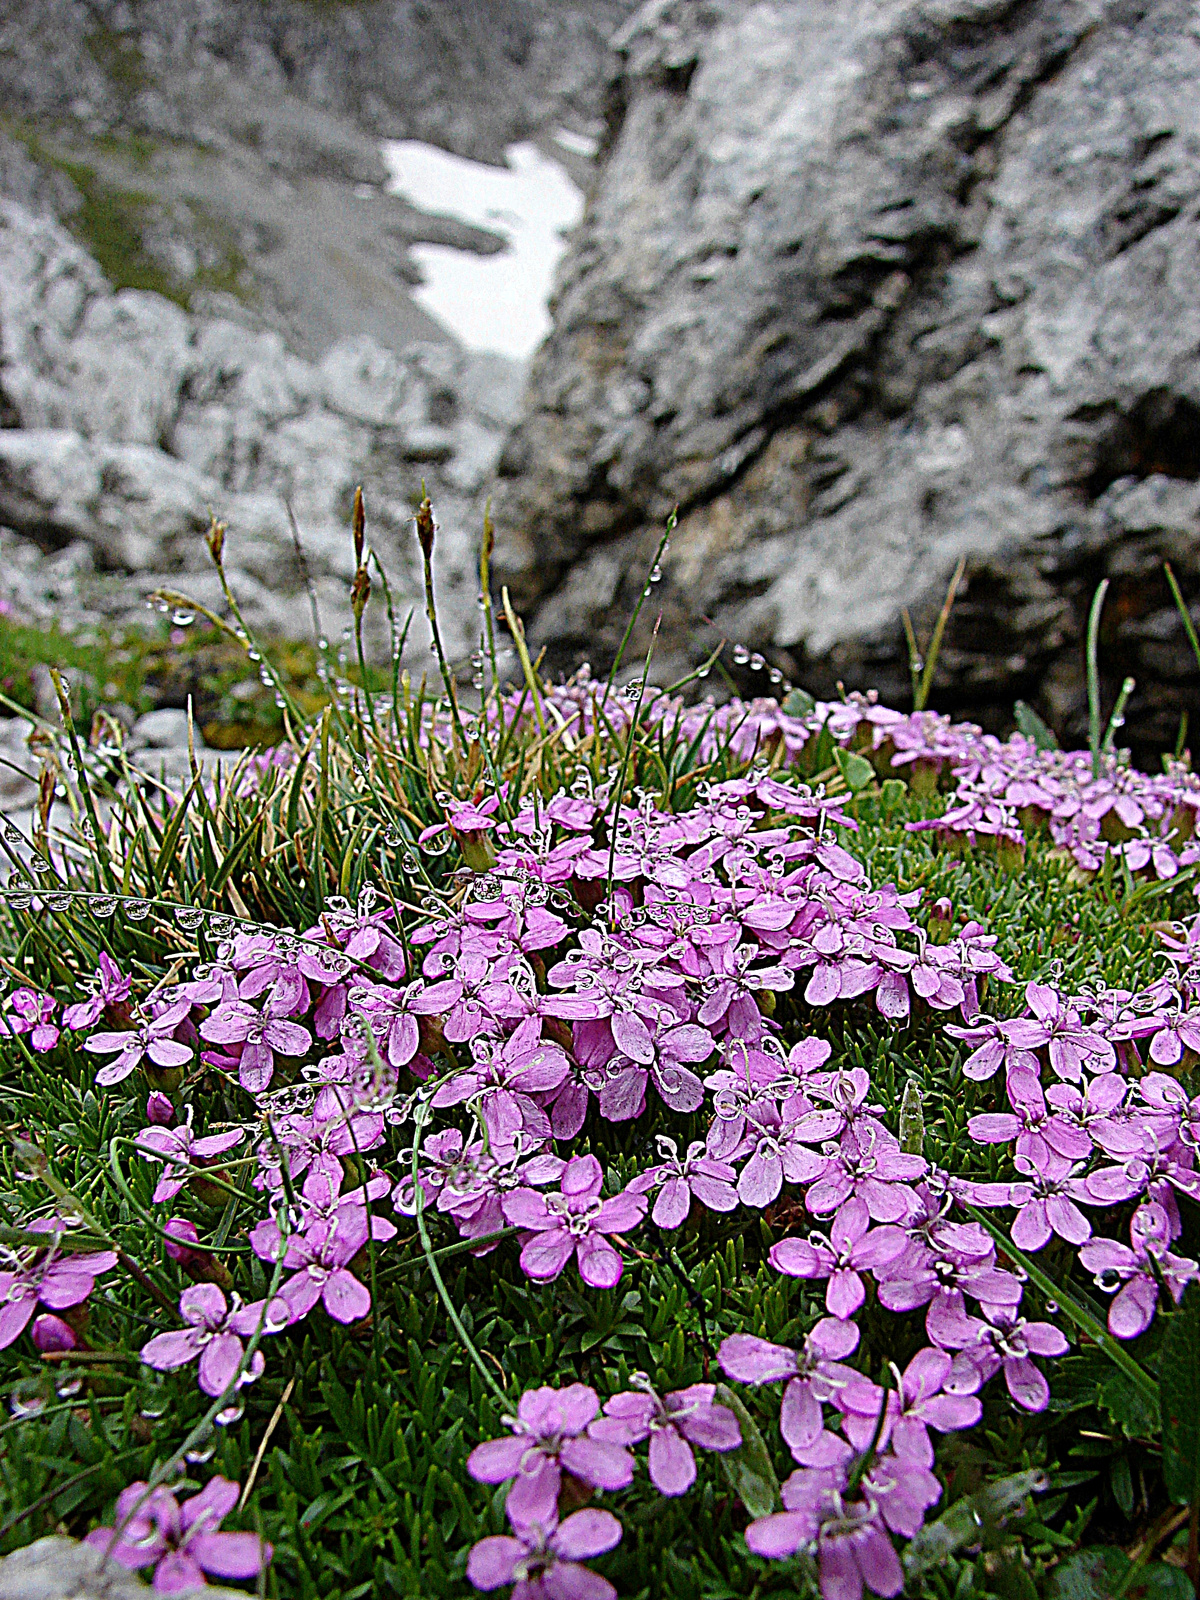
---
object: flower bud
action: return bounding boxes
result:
[415,496,436,560]
[352,485,366,568]
[206,516,226,567]
[351,565,371,621]
[146,1091,174,1126]
[163,1217,232,1289]
[31,1314,76,1354]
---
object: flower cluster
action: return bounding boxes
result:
[10,680,1200,1596]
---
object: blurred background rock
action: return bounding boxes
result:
[2,0,1200,758]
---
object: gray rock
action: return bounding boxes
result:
[130,709,206,749]
[0,720,38,813]
[0,2,636,367]
[495,0,1200,752]
[0,198,527,664]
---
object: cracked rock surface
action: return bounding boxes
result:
[494,0,1200,750]
[0,199,525,659]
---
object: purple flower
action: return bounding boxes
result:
[199,1001,312,1093]
[769,1197,908,1319]
[249,1210,375,1325]
[937,1307,1068,1412]
[467,1505,621,1600]
[0,1239,117,1349]
[432,1017,569,1147]
[736,1098,830,1210]
[62,953,131,1030]
[135,1111,244,1203]
[590,1019,713,1123]
[836,1348,981,1466]
[804,1123,926,1223]
[967,1067,1091,1168]
[139,1284,284,1396]
[1079,1202,1199,1338]
[350,978,425,1067]
[467,1384,634,1525]
[745,1452,935,1599]
[502,1155,647,1289]
[1005,982,1115,1080]
[1005,1153,1093,1252]
[589,1377,740,1494]
[0,988,60,1052]
[627,1136,738,1228]
[235,931,350,1017]
[319,886,407,980]
[84,1000,194,1086]
[718,1320,860,1456]
[85,1476,272,1592]
[1148,1004,1200,1067]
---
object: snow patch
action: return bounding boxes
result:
[382,140,584,361]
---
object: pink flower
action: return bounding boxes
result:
[467,1505,621,1599]
[769,1197,908,1319]
[139,1284,285,1396]
[467,1384,633,1525]
[85,1477,271,1592]
[627,1136,738,1228]
[836,1348,982,1466]
[589,1378,740,1494]
[248,1209,377,1325]
[0,1239,117,1349]
[0,988,60,1052]
[135,1111,244,1203]
[502,1155,646,1289]
[62,953,131,1030]
[735,1099,830,1210]
[1079,1203,1198,1338]
[746,1452,937,1599]
[84,1001,194,1086]
[1005,982,1115,1080]
[937,1307,1068,1412]
[199,1001,311,1093]
[718,1320,860,1456]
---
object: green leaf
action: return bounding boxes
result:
[1050,1549,1193,1600]
[714,1385,778,1520]
[1161,1280,1200,1504]
[781,688,815,716]
[904,1469,1048,1575]
[833,746,874,793]
[1100,1367,1161,1441]
[1014,699,1060,750]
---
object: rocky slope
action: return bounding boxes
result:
[494,0,1200,751]
[0,1,633,356]
[0,0,635,662]
[0,198,525,659]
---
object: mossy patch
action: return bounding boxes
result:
[3,120,251,309]
[83,24,150,102]
[0,613,326,745]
